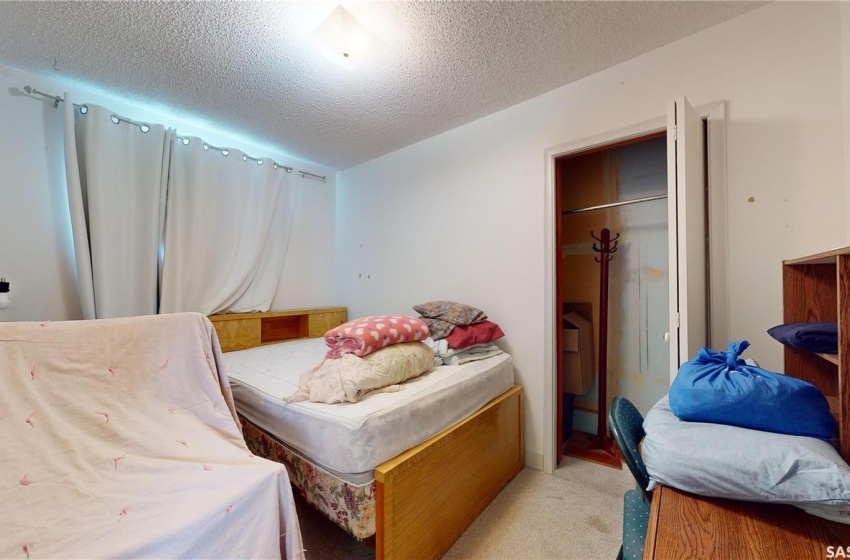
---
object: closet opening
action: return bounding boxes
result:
[544,99,726,473]
[555,126,707,467]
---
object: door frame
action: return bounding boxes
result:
[542,100,727,474]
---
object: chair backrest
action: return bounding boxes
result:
[609,396,651,503]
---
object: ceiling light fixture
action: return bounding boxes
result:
[308,5,385,70]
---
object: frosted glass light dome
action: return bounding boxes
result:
[308,5,386,70]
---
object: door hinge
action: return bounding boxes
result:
[672,125,678,142]
[675,312,680,328]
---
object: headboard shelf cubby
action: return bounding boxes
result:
[208,307,347,352]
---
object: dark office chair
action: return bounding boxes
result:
[617,490,650,560]
[609,396,652,560]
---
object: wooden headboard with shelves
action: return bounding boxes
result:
[208,307,347,352]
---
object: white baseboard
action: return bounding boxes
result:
[524,449,543,471]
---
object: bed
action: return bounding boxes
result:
[209,307,524,560]
[0,312,303,559]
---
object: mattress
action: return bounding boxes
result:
[223,337,514,482]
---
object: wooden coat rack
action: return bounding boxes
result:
[588,228,619,457]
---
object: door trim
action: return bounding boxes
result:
[542,100,727,473]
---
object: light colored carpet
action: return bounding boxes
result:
[297,456,634,559]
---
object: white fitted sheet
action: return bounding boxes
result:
[223,337,514,481]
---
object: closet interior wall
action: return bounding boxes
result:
[559,135,670,435]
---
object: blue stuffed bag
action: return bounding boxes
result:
[669,340,835,440]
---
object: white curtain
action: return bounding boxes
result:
[159,138,297,315]
[63,95,172,319]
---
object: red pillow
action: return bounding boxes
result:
[445,321,504,349]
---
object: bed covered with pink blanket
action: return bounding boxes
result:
[0,312,303,559]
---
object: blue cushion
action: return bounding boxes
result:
[669,340,835,440]
[643,395,850,507]
[768,322,838,354]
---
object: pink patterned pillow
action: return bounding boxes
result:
[324,315,430,359]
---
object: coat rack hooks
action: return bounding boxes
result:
[591,230,620,262]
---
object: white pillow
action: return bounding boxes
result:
[643,395,850,511]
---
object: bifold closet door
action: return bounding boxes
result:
[667,96,707,380]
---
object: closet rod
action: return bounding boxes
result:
[561,193,667,216]
[22,85,328,182]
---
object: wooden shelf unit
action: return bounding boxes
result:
[208,307,347,352]
[783,246,850,462]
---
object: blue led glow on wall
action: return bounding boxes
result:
[55,75,329,169]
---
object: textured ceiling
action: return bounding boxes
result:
[0,1,765,169]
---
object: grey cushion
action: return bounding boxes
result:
[642,395,850,507]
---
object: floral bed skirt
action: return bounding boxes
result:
[239,415,377,539]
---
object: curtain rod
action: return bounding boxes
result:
[23,85,328,182]
[299,170,327,181]
[561,193,667,215]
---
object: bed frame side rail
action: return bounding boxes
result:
[375,384,524,560]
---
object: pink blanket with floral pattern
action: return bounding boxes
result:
[0,313,303,559]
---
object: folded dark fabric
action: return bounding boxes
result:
[767,322,838,354]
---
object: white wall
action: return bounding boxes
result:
[337,3,848,469]
[0,62,337,322]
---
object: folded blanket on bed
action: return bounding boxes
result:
[441,343,504,366]
[423,337,448,367]
[324,315,429,359]
[288,341,435,403]
[424,338,498,358]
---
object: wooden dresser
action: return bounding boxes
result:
[644,248,850,558]
[645,485,850,559]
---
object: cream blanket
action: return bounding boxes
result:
[289,341,435,403]
[0,312,303,559]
